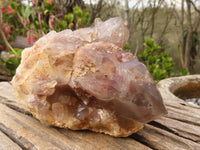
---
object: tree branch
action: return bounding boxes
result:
[189,0,200,14]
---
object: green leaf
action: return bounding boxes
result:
[13,48,23,56]
[11,2,17,10]
[144,38,154,48]
[44,9,49,15]
[55,20,68,32]
[1,49,22,77]
[73,6,82,18]
[64,13,74,23]
[139,38,175,82]
[181,68,190,75]
[44,1,55,12]
[81,16,89,25]
[83,12,89,18]
[124,44,131,50]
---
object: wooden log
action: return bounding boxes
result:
[0,82,150,150]
[0,131,22,150]
[0,82,200,150]
[153,117,200,142]
[0,103,150,150]
[0,82,29,114]
[132,124,200,150]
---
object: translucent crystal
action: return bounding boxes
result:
[12,17,167,137]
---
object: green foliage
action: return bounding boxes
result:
[73,6,90,27]
[181,68,190,75]
[64,13,74,23]
[0,48,22,77]
[81,12,90,26]
[73,6,83,18]
[139,39,190,82]
[55,20,68,32]
[44,1,56,13]
[124,44,131,51]
[170,68,190,77]
[55,6,90,31]
[139,39,174,82]
[0,1,91,79]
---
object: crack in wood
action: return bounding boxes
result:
[165,116,200,126]
[0,123,37,150]
[131,134,157,150]
[0,82,200,150]
[1,106,77,150]
[149,121,199,143]
[0,96,31,116]
[0,96,13,103]
[0,130,22,150]
[148,121,175,133]
[131,124,200,150]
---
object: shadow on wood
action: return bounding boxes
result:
[0,82,199,150]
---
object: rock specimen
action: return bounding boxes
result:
[12,17,167,137]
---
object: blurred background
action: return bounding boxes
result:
[0,0,200,82]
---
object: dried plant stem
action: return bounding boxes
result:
[0,25,17,56]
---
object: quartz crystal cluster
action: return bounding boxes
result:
[12,17,167,137]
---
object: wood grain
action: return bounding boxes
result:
[0,82,150,150]
[132,124,200,150]
[0,82,200,150]
[0,131,22,150]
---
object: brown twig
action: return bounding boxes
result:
[188,0,200,14]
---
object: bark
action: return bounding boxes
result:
[158,7,174,45]
[189,0,200,14]
[124,0,130,28]
[184,0,193,71]
[138,2,149,47]
[54,0,85,15]
[90,0,104,24]
[150,0,163,38]
[180,0,185,68]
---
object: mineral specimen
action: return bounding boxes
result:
[12,17,167,137]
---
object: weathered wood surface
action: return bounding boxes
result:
[0,82,200,150]
[0,131,22,150]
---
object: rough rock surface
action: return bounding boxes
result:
[12,17,167,137]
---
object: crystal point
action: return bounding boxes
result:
[12,17,167,137]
